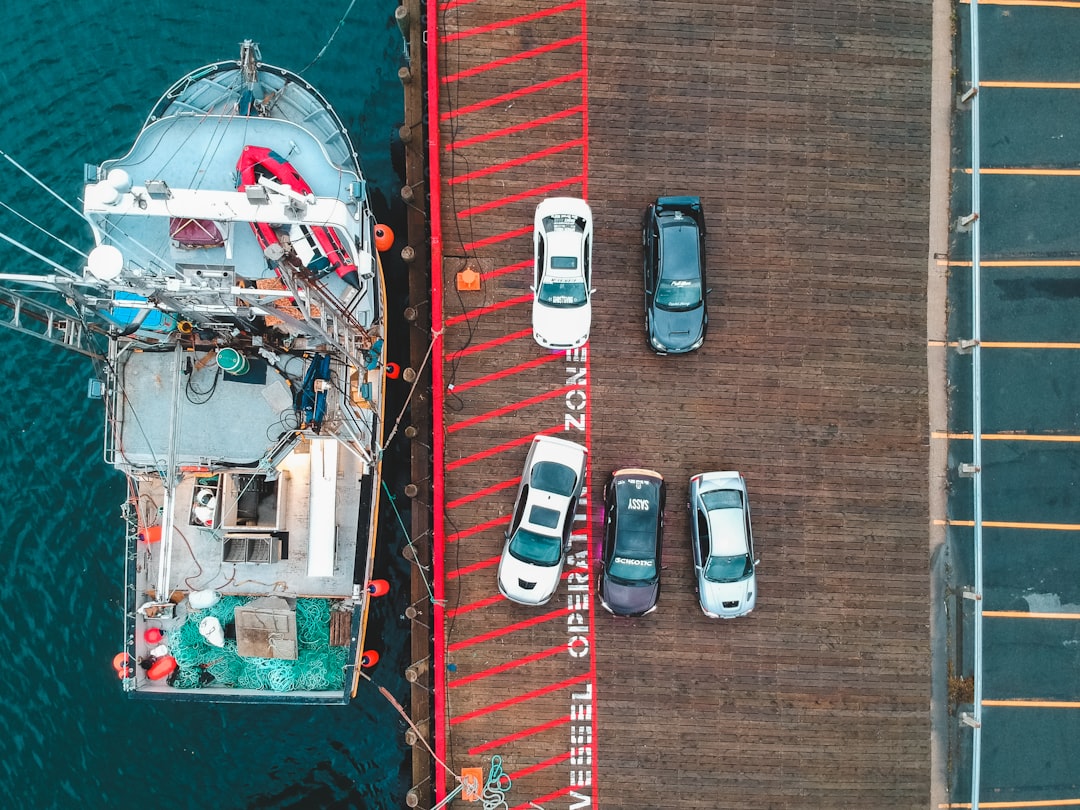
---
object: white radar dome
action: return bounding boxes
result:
[87,245,124,280]
[106,168,132,193]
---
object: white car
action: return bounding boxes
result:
[497,434,588,606]
[688,471,758,618]
[532,197,594,349]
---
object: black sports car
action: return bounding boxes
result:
[598,468,665,616]
[642,196,708,354]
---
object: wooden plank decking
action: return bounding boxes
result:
[426,1,933,807]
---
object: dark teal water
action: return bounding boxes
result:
[0,2,414,807]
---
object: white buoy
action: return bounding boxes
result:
[198,616,226,648]
[87,245,124,280]
[106,168,132,193]
[188,589,221,610]
[149,643,170,658]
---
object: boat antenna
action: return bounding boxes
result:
[0,229,83,280]
[0,198,87,262]
[0,148,88,222]
[298,0,357,75]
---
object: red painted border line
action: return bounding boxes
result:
[442,35,584,84]
[470,716,571,756]
[440,0,583,43]
[445,293,531,329]
[448,606,571,653]
[450,139,585,186]
[441,71,585,121]
[451,353,564,394]
[445,592,504,619]
[450,672,591,725]
[449,106,585,151]
[510,751,574,783]
[458,175,584,218]
[441,0,482,11]
[445,553,500,581]
[449,644,566,688]
[445,475,519,509]
[447,384,575,433]
[447,514,510,544]
[447,328,532,360]
[444,427,548,473]
[462,224,531,252]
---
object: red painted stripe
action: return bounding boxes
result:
[449,606,571,653]
[524,785,579,809]
[445,293,531,328]
[446,592,504,619]
[484,258,531,282]
[447,385,575,433]
[446,475,520,509]
[449,644,566,688]
[509,751,573,782]
[450,672,591,725]
[458,175,584,218]
[441,1,583,43]
[450,106,585,151]
[446,328,532,360]
[447,514,510,544]
[450,139,585,186]
[469,716,571,756]
[442,36,584,84]
[447,431,538,471]
[440,0,479,11]
[451,354,564,394]
[441,71,584,121]
[445,553,500,580]
[462,224,531,252]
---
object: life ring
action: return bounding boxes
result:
[112,651,131,671]
[147,655,178,681]
[374,224,394,253]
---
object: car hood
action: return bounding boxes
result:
[498,544,563,606]
[600,577,659,617]
[699,575,756,618]
[650,304,705,353]
[533,300,591,349]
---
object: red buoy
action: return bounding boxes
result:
[385,362,401,380]
[374,224,394,253]
[117,665,134,680]
[112,652,131,672]
[366,579,390,597]
[144,628,164,644]
[360,650,380,668]
[147,655,178,681]
[139,525,162,544]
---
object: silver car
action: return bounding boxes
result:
[688,471,758,618]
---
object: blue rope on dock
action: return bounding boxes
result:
[481,755,512,810]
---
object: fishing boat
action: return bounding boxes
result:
[1,41,393,703]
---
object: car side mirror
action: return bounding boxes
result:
[754,559,761,566]
[706,288,713,295]
[529,285,536,292]
[590,288,596,294]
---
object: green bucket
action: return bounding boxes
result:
[217,347,250,376]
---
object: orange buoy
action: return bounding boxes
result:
[139,525,162,544]
[385,362,401,380]
[360,650,380,668]
[112,652,131,672]
[117,666,134,679]
[144,628,164,644]
[374,224,394,253]
[366,579,390,597]
[147,655,178,681]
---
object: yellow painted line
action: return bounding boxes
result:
[946,260,1080,267]
[981,80,1080,89]
[934,519,1080,531]
[984,611,1080,620]
[963,167,1080,176]
[932,431,1080,442]
[960,0,1080,8]
[984,699,1080,707]
[941,799,1080,809]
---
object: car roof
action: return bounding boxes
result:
[706,504,748,557]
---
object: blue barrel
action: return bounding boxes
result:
[217,347,250,376]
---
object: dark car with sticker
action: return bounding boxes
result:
[598,468,665,616]
[642,196,709,354]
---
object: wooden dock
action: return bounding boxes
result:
[410,0,933,807]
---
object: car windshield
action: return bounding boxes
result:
[531,460,578,496]
[701,489,742,510]
[538,278,588,307]
[508,527,562,566]
[609,533,658,582]
[655,222,703,311]
[704,553,753,583]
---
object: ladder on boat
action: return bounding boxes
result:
[0,286,103,359]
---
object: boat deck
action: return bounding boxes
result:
[422,1,933,807]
